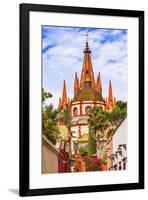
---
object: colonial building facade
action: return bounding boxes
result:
[58,37,116,153]
[106,117,127,171]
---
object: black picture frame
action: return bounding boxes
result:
[19,3,144,197]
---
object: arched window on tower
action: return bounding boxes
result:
[85,106,91,115]
[73,107,78,116]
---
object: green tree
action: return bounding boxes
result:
[42,88,52,104]
[88,131,96,156]
[116,101,127,110]
[42,104,60,145]
[59,105,71,131]
[79,146,88,156]
[106,100,127,127]
[42,88,60,145]
[87,101,127,157]
[88,107,110,156]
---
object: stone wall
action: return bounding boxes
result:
[42,135,59,174]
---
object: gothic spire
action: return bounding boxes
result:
[61,80,67,107]
[80,33,95,89]
[105,80,116,111]
[74,72,79,95]
[96,72,102,95]
[108,80,113,103]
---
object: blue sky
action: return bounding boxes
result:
[42,26,127,108]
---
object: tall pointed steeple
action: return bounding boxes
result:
[74,72,79,95]
[61,80,67,107]
[105,80,116,111]
[96,72,102,95]
[80,33,95,89]
[108,80,113,103]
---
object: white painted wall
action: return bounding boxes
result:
[80,125,89,135]
[113,118,127,154]
[112,118,127,169]
[71,126,79,138]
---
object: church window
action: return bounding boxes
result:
[85,106,91,115]
[73,107,78,116]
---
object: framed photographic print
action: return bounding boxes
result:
[19,3,144,196]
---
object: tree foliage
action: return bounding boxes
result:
[87,101,127,156]
[88,106,110,156]
[42,88,52,104]
[88,106,110,136]
[42,88,60,145]
[106,100,127,126]
[58,105,71,131]
[88,132,96,156]
[79,146,88,156]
